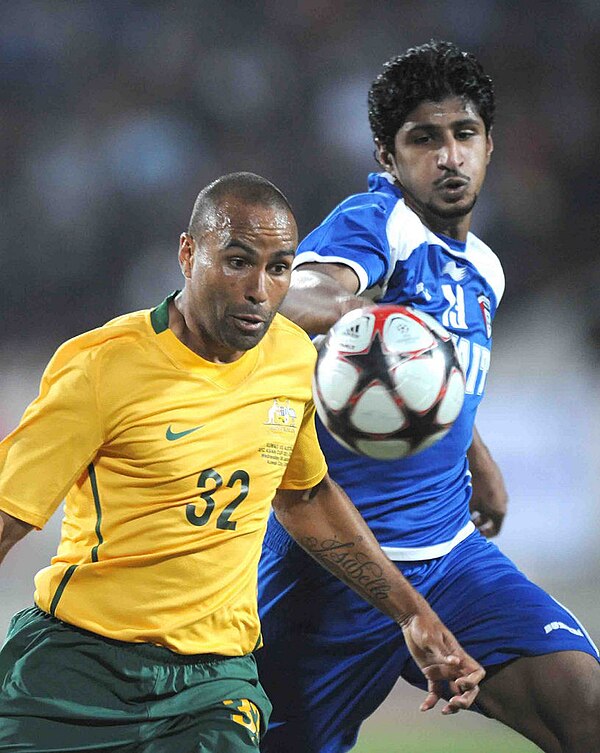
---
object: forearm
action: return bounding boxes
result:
[273,478,425,626]
[466,426,508,537]
[0,510,33,566]
[274,478,486,713]
[279,268,370,335]
[467,426,491,470]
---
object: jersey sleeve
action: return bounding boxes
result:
[294,200,391,294]
[278,399,327,490]
[0,344,104,529]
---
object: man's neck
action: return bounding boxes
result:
[399,184,472,242]
[168,293,243,364]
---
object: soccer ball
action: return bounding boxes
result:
[312,305,465,460]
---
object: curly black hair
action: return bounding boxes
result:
[368,40,495,154]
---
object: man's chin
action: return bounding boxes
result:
[227,327,268,352]
[429,196,477,219]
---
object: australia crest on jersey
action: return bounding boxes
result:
[477,294,492,338]
[265,398,297,431]
[260,398,298,468]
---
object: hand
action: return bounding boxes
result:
[0,510,33,567]
[311,334,326,352]
[467,429,508,538]
[401,610,485,715]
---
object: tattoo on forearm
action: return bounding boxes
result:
[300,537,391,601]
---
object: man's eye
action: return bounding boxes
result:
[229,257,247,268]
[457,130,475,140]
[270,263,290,275]
[413,135,430,144]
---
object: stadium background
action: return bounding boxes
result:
[1,2,599,751]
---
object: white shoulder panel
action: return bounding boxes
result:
[381,199,429,294]
[458,233,505,305]
[387,202,505,306]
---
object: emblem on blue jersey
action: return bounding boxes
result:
[477,294,492,338]
[415,282,432,301]
[442,260,467,282]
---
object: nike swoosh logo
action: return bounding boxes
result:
[166,425,204,441]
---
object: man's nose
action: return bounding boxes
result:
[245,268,268,304]
[437,139,463,170]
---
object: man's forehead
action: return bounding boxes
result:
[207,199,294,232]
[400,96,481,130]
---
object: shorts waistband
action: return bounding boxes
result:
[30,606,238,665]
[263,513,476,563]
[381,521,476,561]
[263,513,297,555]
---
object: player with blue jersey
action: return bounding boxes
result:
[257,41,600,753]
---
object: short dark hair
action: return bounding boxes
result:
[368,40,495,154]
[188,172,293,237]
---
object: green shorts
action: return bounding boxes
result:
[0,607,271,752]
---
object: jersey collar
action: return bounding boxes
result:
[148,292,260,388]
[368,172,468,252]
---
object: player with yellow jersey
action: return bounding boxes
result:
[1,293,323,656]
[0,172,485,752]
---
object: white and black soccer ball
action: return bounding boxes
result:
[312,304,465,460]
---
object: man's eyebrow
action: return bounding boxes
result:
[224,240,258,256]
[224,241,295,258]
[406,117,482,132]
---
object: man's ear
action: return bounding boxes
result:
[178,233,194,279]
[486,132,494,164]
[375,139,395,172]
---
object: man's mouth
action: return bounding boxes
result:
[230,313,266,334]
[436,176,470,199]
[437,176,469,188]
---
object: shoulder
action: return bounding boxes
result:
[47,309,151,376]
[322,186,399,231]
[265,314,317,353]
[464,234,505,306]
[254,316,318,402]
[296,177,409,278]
[303,175,403,240]
[262,314,317,368]
[303,180,430,263]
[384,198,432,262]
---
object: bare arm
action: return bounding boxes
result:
[273,474,485,714]
[467,426,508,538]
[0,510,33,567]
[279,263,372,335]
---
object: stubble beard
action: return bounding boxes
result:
[426,192,478,221]
[222,309,276,353]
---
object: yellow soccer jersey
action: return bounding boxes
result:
[0,293,327,655]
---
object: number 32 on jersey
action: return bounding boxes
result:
[186,468,249,531]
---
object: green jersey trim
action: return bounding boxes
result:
[49,564,78,616]
[252,631,263,652]
[89,463,104,563]
[150,291,179,334]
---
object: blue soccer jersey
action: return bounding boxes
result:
[287,172,504,557]
[258,172,599,753]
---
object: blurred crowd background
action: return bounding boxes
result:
[1,1,599,750]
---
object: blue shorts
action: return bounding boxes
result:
[256,518,599,753]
